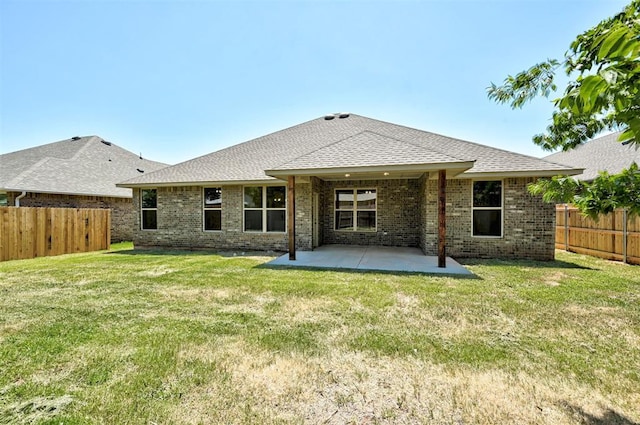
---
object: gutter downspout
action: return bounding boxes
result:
[15,191,27,207]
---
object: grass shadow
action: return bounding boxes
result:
[104,247,282,258]
[256,263,481,279]
[457,258,595,270]
[560,402,639,425]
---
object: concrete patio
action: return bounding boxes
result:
[268,244,473,275]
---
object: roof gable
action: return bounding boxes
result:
[269,130,469,171]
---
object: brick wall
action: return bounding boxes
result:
[128,176,554,260]
[131,182,313,252]
[319,179,420,247]
[420,177,555,260]
[6,191,133,242]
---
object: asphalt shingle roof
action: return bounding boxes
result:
[119,114,577,186]
[1,136,169,197]
[270,130,469,171]
[544,132,640,180]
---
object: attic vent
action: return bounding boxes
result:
[137,168,144,173]
[324,115,335,120]
[101,140,112,146]
[338,113,350,119]
[71,136,81,140]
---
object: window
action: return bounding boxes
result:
[141,189,157,230]
[0,192,7,206]
[472,181,502,237]
[203,187,222,231]
[243,186,286,232]
[335,189,376,231]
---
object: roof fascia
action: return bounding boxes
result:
[456,168,585,179]
[264,161,476,178]
[0,187,132,199]
[117,178,282,188]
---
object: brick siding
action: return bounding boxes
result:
[129,176,555,260]
[6,191,133,242]
[319,179,420,247]
[420,177,555,260]
[132,182,312,252]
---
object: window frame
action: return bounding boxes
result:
[0,192,7,207]
[140,188,158,231]
[242,185,287,233]
[471,179,503,238]
[202,187,223,232]
[334,188,377,232]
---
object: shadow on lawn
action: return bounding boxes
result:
[105,248,281,258]
[561,403,639,425]
[256,263,482,279]
[458,258,595,270]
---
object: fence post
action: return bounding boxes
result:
[623,208,628,264]
[564,204,569,252]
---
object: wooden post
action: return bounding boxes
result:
[288,175,296,260]
[438,169,446,268]
[564,204,569,252]
[623,208,628,264]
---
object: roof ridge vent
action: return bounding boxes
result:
[324,114,335,120]
[338,113,350,119]
[101,140,112,146]
[71,136,81,140]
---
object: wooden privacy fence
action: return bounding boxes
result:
[0,207,111,262]
[556,205,640,265]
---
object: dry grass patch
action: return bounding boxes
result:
[174,344,636,425]
[137,265,177,277]
[544,271,567,286]
[1,246,638,424]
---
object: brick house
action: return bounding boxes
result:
[118,114,579,261]
[0,136,168,242]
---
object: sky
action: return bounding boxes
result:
[0,0,630,165]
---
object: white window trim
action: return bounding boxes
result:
[334,188,377,232]
[471,179,503,238]
[140,188,158,231]
[242,185,287,233]
[202,187,223,232]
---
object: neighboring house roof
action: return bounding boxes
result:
[544,132,640,181]
[1,136,169,198]
[119,114,579,187]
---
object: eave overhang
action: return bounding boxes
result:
[455,168,585,179]
[0,186,132,199]
[265,161,476,180]
[116,178,281,189]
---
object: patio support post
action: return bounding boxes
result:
[288,175,296,260]
[438,169,446,268]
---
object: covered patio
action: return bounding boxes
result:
[268,244,472,275]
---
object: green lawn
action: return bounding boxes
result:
[0,243,638,424]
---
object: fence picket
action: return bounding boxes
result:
[0,207,110,261]
[556,205,639,265]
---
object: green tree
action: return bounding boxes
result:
[488,1,640,150]
[490,1,640,218]
[527,163,640,218]
[574,162,640,218]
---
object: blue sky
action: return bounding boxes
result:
[0,0,629,165]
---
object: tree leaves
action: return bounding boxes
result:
[528,163,640,218]
[487,60,559,109]
[488,0,640,151]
